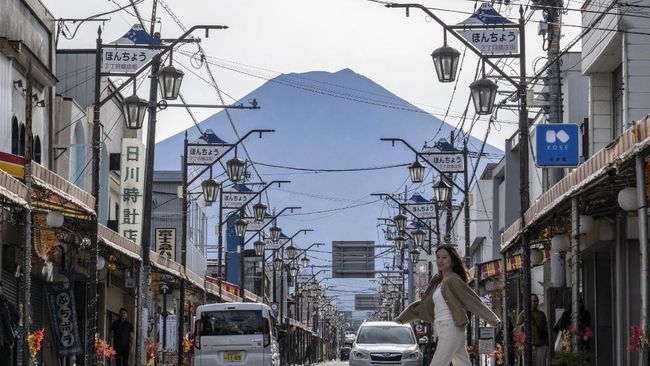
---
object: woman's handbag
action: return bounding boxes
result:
[554,331,565,352]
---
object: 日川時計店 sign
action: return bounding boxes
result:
[120,138,146,245]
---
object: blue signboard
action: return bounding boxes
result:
[535,124,580,167]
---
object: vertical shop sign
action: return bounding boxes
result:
[46,271,82,356]
[120,138,146,245]
[155,228,176,260]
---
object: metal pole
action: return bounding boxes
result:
[162,292,168,350]
[502,253,510,366]
[464,138,474,348]
[547,0,564,188]
[273,251,278,303]
[570,197,580,351]
[178,133,188,365]
[407,240,414,304]
[516,7,533,366]
[239,208,246,299]
[21,60,34,366]
[136,48,161,366]
[87,28,103,366]
[474,264,480,366]
[218,188,224,300]
[637,153,648,366]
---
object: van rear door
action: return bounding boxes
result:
[195,309,265,365]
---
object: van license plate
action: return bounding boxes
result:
[224,351,242,362]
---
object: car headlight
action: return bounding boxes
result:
[405,351,420,360]
[353,351,369,359]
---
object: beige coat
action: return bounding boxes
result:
[396,273,500,327]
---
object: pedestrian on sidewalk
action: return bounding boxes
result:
[110,308,134,366]
[517,294,549,366]
[395,245,501,366]
[0,282,19,366]
[303,343,312,366]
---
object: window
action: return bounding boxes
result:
[199,310,263,336]
[33,136,41,164]
[18,123,25,156]
[356,326,415,344]
[612,64,624,137]
[11,117,18,154]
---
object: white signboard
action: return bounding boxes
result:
[101,48,158,73]
[478,327,496,354]
[405,203,437,218]
[155,228,176,260]
[247,218,271,232]
[421,148,464,172]
[222,191,257,209]
[187,143,231,165]
[265,238,289,250]
[458,29,519,55]
[119,138,145,245]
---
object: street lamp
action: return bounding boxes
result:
[394,236,406,251]
[201,179,220,204]
[253,202,267,222]
[286,244,298,260]
[226,157,246,182]
[434,179,452,203]
[301,256,310,268]
[408,159,425,183]
[254,240,265,256]
[122,94,148,130]
[469,77,498,115]
[235,217,248,237]
[158,64,184,100]
[431,40,461,83]
[394,214,407,232]
[270,225,282,243]
[274,257,284,271]
[409,249,420,264]
[289,265,299,278]
[412,229,426,249]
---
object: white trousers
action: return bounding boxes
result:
[431,320,471,366]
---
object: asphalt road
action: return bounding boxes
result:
[316,362,348,366]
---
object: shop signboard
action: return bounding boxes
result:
[120,138,146,245]
[155,228,176,260]
[46,271,82,356]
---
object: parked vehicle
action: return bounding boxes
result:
[340,344,352,361]
[192,302,280,366]
[349,321,423,366]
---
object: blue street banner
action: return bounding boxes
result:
[46,270,82,356]
[535,124,580,167]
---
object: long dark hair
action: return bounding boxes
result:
[436,245,470,283]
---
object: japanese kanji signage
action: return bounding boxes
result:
[187,142,231,165]
[101,48,158,73]
[222,191,257,209]
[156,228,176,260]
[247,218,272,232]
[421,148,464,172]
[404,203,437,218]
[265,237,289,250]
[458,29,518,55]
[46,271,82,356]
[120,138,146,245]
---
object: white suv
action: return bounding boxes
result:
[349,321,423,366]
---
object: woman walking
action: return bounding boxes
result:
[395,245,501,366]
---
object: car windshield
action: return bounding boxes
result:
[199,310,263,336]
[356,326,415,344]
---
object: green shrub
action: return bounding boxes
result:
[551,351,592,366]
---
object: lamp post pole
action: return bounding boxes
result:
[239,207,247,299]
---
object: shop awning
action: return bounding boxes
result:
[0,169,28,208]
[31,162,95,217]
[479,249,550,281]
[501,114,650,251]
[98,224,141,261]
[150,251,184,279]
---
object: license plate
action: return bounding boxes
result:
[224,351,242,362]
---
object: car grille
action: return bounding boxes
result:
[370,353,402,362]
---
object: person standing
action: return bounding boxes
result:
[0,282,19,366]
[395,245,501,366]
[517,294,549,366]
[110,308,134,366]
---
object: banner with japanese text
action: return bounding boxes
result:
[46,271,82,356]
[155,228,176,260]
[120,138,146,245]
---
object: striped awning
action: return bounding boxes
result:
[480,249,550,281]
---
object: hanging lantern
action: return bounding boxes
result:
[469,77,498,115]
[409,249,420,264]
[551,234,570,252]
[122,94,148,130]
[274,257,284,271]
[301,256,310,268]
[289,265,299,278]
[226,157,246,182]
[394,214,407,232]
[408,160,425,183]
[394,236,406,251]
[45,211,64,228]
[618,187,638,212]
[254,240,265,256]
[431,44,461,83]
[201,179,220,204]
[270,225,282,243]
[412,229,426,249]
[253,202,267,222]
[158,64,184,100]
[235,218,248,237]
[434,179,452,203]
[286,244,298,260]
[530,248,543,266]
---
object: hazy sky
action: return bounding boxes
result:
[44,0,583,309]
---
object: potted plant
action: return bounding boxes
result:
[551,351,592,366]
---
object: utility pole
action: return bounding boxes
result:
[544,0,564,188]
[445,130,455,245]
[239,207,247,299]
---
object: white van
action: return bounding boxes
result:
[192,302,280,366]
